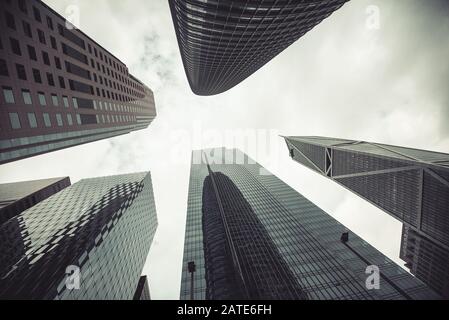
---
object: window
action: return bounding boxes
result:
[56,114,63,127]
[33,6,41,22]
[55,57,61,69]
[3,87,15,104]
[23,21,32,38]
[76,114,81,125]
[18,0,28,13]
[67,114,73,126]
[47,73,55,86]
[46,16,54,30]
[10,38,21,56]
[5,11,16,30]
[33,68,42,83]
[51,94,59,106]
[58,76,65,89]
[72,97,78,109]
[50,36,57,50]
[42,51,50,66]
[37,29,46,44]
[0,59,9,77]
[43,113,51,127]
[27,113,37,128]
[22,90,32,105]
[27,45,37,61]
[63,96,69,108]
[16,64,27,80]
[38,92,46,106]
[9,113,21,129]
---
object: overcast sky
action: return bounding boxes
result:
[1,0,448,300]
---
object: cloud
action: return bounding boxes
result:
[1,0,448,299]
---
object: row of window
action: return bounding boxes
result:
[8,112,78,130]
[2,87,73,108]
[1,87,144,115]
[2,34,143,101]
[6,110,137,131]
[2,3,145,94]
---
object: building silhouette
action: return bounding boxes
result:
[169,0,348,95]
[133,275,151,300]
[180,148,439,300]
[0,172,158,300]
[284,136,449,298]
[0,0,156,164]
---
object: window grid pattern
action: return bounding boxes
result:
[180,148,438,300]
[169,0,348,95]
[0,0,156,165]
[0,172,158,300]
[285,136,449,299]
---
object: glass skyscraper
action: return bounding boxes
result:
[0,0,156,165]
[180,148,439,300]
[0,176,71,225]
[0,172,158,300]
[169,0,348,96]
[284,136,449,299]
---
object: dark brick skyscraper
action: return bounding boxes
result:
[180,148,439,300]
[0,0,156,165]
[284,136,449,299]
[169,0,348,95]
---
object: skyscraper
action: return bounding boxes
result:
[180,148,439,300]
[0,176,71,225]
[0,172,158,300]
[0,0,156,165]
[284,136,449,298]
[133,275,151,300]
[169,0,348,96]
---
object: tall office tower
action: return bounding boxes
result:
[0,176,70,225]
[169,0,348,96]
[0,0,156,165]
[133,275,151,300]
[0,172,158,300]
[284,136,449,298]
[180,148,439,300]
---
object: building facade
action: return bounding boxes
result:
[0,176,71,225]
[284,136,449,298]
[0,172,158,300]
[0,0,156,165]
[180,148,439,300]
[169,0,348,95]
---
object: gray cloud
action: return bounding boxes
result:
[1,0,448,299]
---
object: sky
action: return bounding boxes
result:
[1,0,448,300]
